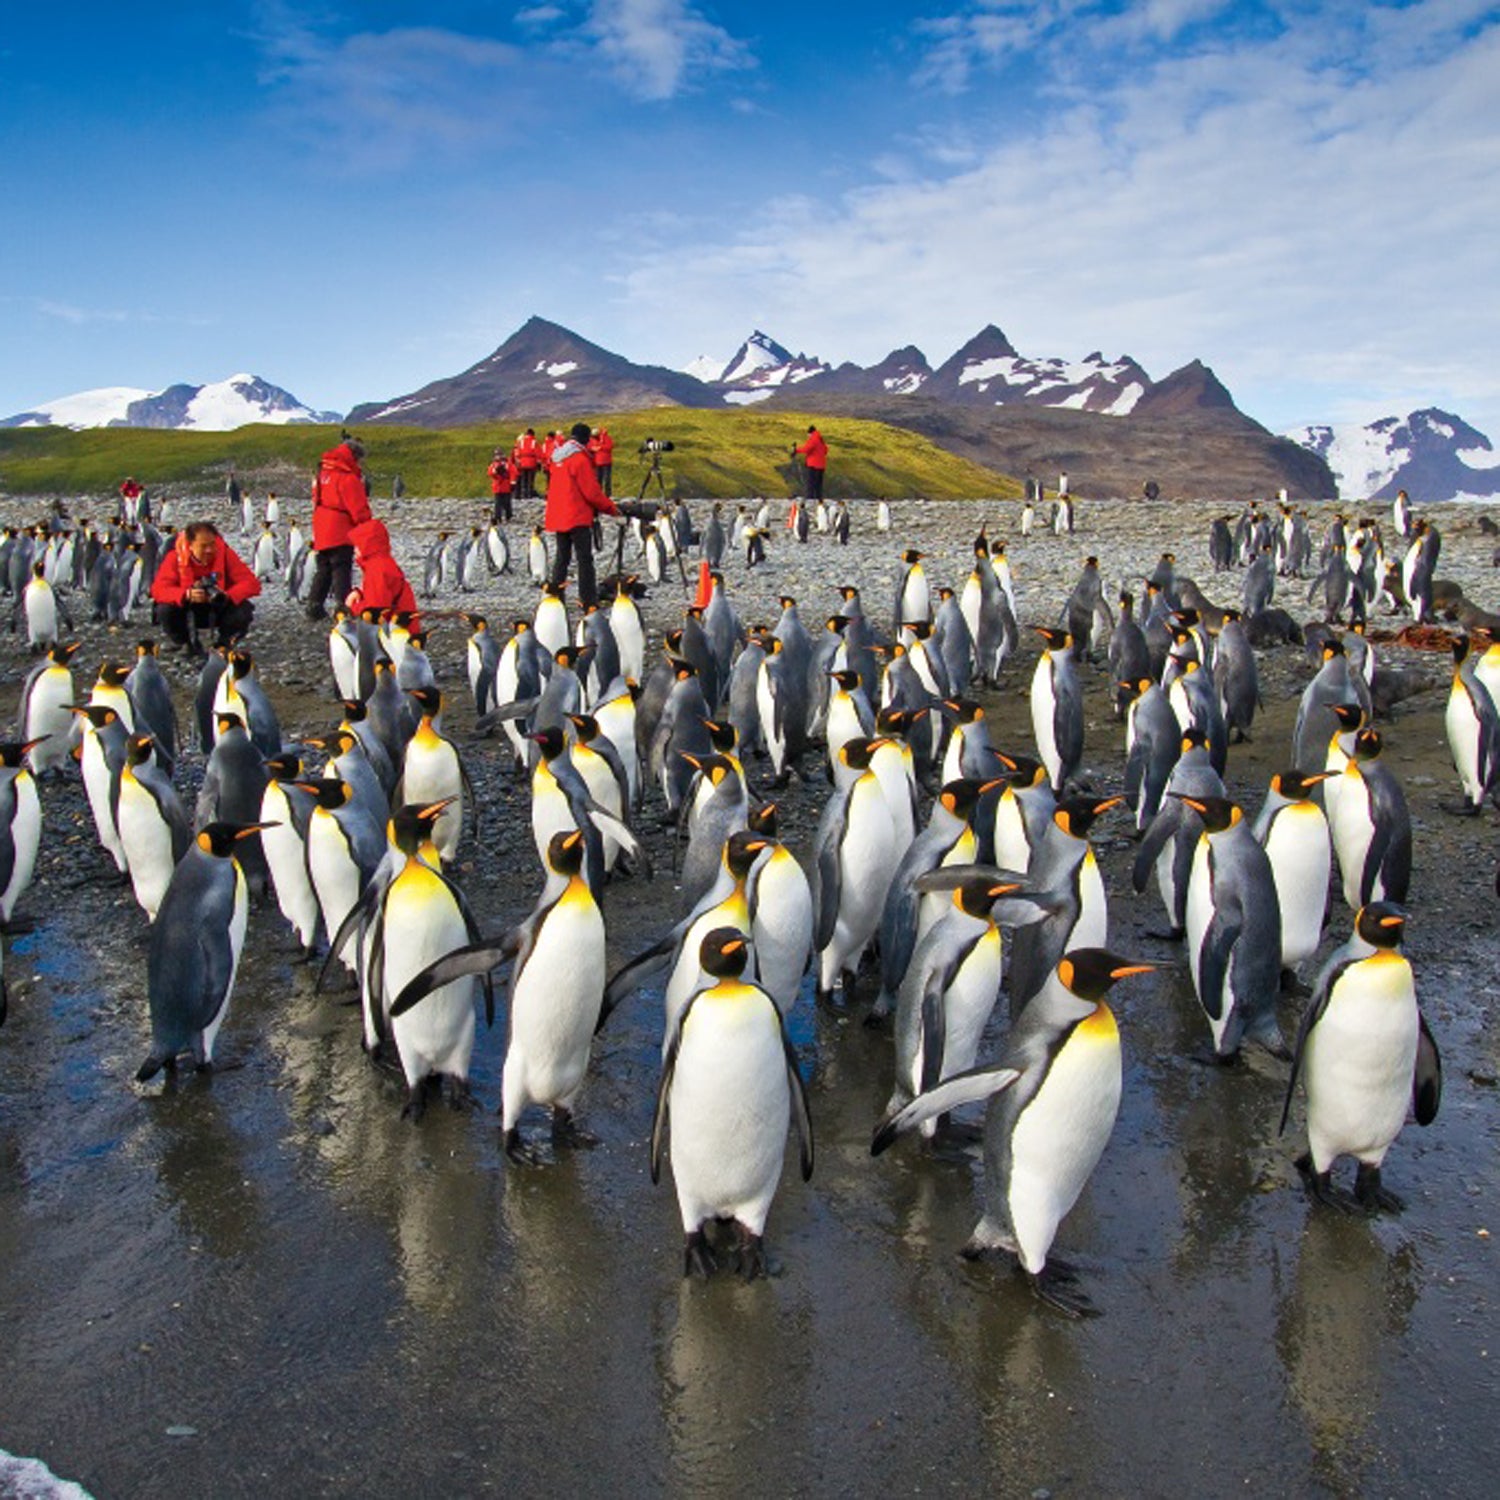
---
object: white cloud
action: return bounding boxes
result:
[617,3,1500,436]
[582,0,754,102]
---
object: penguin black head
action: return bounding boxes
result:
[464,613,489,631]
[1321,637,1346,660]
[1174,793,1240,832]
[567,713,600,743]
[264,751,303,781]
[748,802,779,838]
[725,830,771,879]
[97,662,130,688]
[70,703,119,730]
[547,828,586,876]
[1057,949,1156,1002]
[840,736,882,772]
[830,669,861,692]
[703,719,737,753]
[942,698,982,724]
[699,926,751,981]
[409,686,442,719]
[0,738,48,768]
[1180,726,1209,756]
[531,725,566,760]
[1449,633,1470,665]
[390,799,453,855]
[297,778,354,810]
[1352,727,1384,762]
[954,873,1025,919]
[1330,703,1366,731]
[196,821,275,858]
[124,734,155,767]
[340,698,369,724]
[49,642,81,665]
[901,549,924,565]
[136,639,159,658]
[1271,769,1333,801]
[1354,902,1407,949]
[1053,795,1122,839]
[1175,607,1200,628]
[937,778,984,822]
[1034,626,1072,653]
[228,650,255,678]
[995,750,1047,787]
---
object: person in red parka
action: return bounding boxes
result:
[513,429,541,501]
[150,520,261,654]
[545,421,620,607]
[307,436,373,619]
[487,448,514,523]
[794,424,828,502]
[346,518,420,631]
[588,426,615,497]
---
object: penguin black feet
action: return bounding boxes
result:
[445,1077,480,1112]
[1025,1262,1100,1320]
[503,1125,543,1166]
[551,1107,599,1150]
[401,1074,443,1123]
[732,1222,767,1282]
[1295,1153,1359,1213]
[1354,1162,1405,1214]
[1189,1043,1241,1068]
[683,1230,716,1279]
[0,916,36,936]
[1439,797,1483,818]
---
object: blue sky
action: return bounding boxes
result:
[5,0,1500,441]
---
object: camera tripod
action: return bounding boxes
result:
[635,451,670,502]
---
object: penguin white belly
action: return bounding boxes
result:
[1,778,41,921]
[756,667,786,775]
[531,766,577,871]
[535,600,569,658]
[27,677,73,775]
[385,868,476,1086]
[260,791,318,947]
[871,753,915,862]
[594,700,639,809]
[1185,844,1215,1007]
[1266,807,1330,967]
[991,793,1031,874]
[25,589,57,647]
[901,574,930,626]
[1321,742,1350,826]
[1006,1008,1122,1273]
[80,740,126,872]
[1074,852,1108,950]
[1304,958,1417,1171]
[308,824,364,973]
[611,604,644,682]
[575,747,624,871]
[403,741,464,862]
[117,780,175,920]
[942,726,966,787]
[936,929,1003,1082]
[504,892,606,1123]
[201,871,249,1065]
[668,995,789,1234]
[1327,767,1374,910]
[1445,686,1484,803]
[1030,658,1061,788]
[825,695,864,770]
[825,778,897,983]
[751,854,813,1015]
[329,636,359,702]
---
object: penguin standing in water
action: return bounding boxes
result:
[259,753,320,959]
[1179,794,1286,1061]
[1281,903,1441,1212]
[1029,628,1083,794]
[1252,769,1333,982]
[1132,727,1224,940]
[392,830,606,1160]
[653,928,813,1279]
[72,702,130,877]
[874,949,1155,1316]
[136,822,268,1081]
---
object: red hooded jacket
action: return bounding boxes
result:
[588,429,614,466]
[544,440,619,532]
[795,428,828,470]
[488,456,513,495]
[312,442,373,549]
[151,531,261,607]
[346,519,419,628]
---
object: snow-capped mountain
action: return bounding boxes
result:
[1286,408,1500,504]
[703,331,831,404]
[1,374,338,430]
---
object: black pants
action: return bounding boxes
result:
[597,464,612,497]
[160,597,255,648]
[492,493,513,523]
[550,525,599,607]
[307,544,354,611]
[517,468,536,500]
[806,466,825,501]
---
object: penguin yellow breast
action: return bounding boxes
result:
[1073,1001,1119,1044]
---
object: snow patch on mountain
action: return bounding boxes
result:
[3,374,338,430]
[1286,407,1500,503]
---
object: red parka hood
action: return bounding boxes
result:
[350,518,391,560]
[320,443,363,475]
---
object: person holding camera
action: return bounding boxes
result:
[150,520,260,655]
[545,421,622,608]
[794,424,828,501]
[306,434,373,620]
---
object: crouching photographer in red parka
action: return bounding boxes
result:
[150,521,261,656]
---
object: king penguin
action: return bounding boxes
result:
[874,949,1154,1316]
[0,740,44,929]
[1252,769,1333,981]
[1030,627,1084,794]
[653,927,813,1279]
[1281,903,1441,1212]
[116,733,192,922]
[136,821,268,1081]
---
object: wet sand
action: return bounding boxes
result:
[0,495,1496,1498]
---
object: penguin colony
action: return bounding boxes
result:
[0,481,1487,1316]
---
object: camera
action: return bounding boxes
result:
[639,438,675,454]
[200,571,220,590]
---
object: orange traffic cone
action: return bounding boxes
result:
[693,559,713,609]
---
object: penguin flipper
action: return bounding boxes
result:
[918,977,948,1096]
[1196,900,1243,1026]
[598,929,681,1033]
[388,939,514,1020]
[1132,803,1179,892]
[910,864,1029,896]
[872,1063,1021,1155]
[652,995,695,1184]
[780,1019,814,1181]
[1414,1011,1442,1125]
[1280,958,1344,1133]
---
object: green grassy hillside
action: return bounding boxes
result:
[0,410,1016,502]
